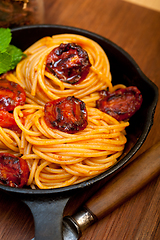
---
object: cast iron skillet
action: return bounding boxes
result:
[0,25,158,240]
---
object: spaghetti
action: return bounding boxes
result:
[1,34,129,189]
[14,34,115,107]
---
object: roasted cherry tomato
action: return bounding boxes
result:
[44,96,88,133]
[0,110,21,132]
[46,43,91,84]
[96,86,143,121]
[0,153,29,188]
[0,78,26,111]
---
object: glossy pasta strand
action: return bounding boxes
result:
[1,34,130,189]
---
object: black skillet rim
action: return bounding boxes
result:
[0,24,158,195]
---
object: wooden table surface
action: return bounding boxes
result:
[0,0,160,239]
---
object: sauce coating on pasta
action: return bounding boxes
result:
[46,43,91,84]
[44,96,88,133]
[96,86,143,121]
[0,34,143,189]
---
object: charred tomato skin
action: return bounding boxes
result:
[0,153,29,188]
[96,86,143,121]
[0,78,26,111]
[0,78,26,131]
[46,43,91,85]
[44,96,88,133]
[0,110,20,132]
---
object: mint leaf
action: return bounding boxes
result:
[7,45,24,70]
[0,52,12,74]
[0,27,25,74]
[0,28,11,53]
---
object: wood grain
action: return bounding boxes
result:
[0,0,160,239]
[124,0,160,12]
[85,141,160,219]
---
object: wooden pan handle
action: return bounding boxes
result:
[85,141,160,220]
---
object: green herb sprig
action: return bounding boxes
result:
[0,28,25,74]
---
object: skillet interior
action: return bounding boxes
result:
[0,24,158,196]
